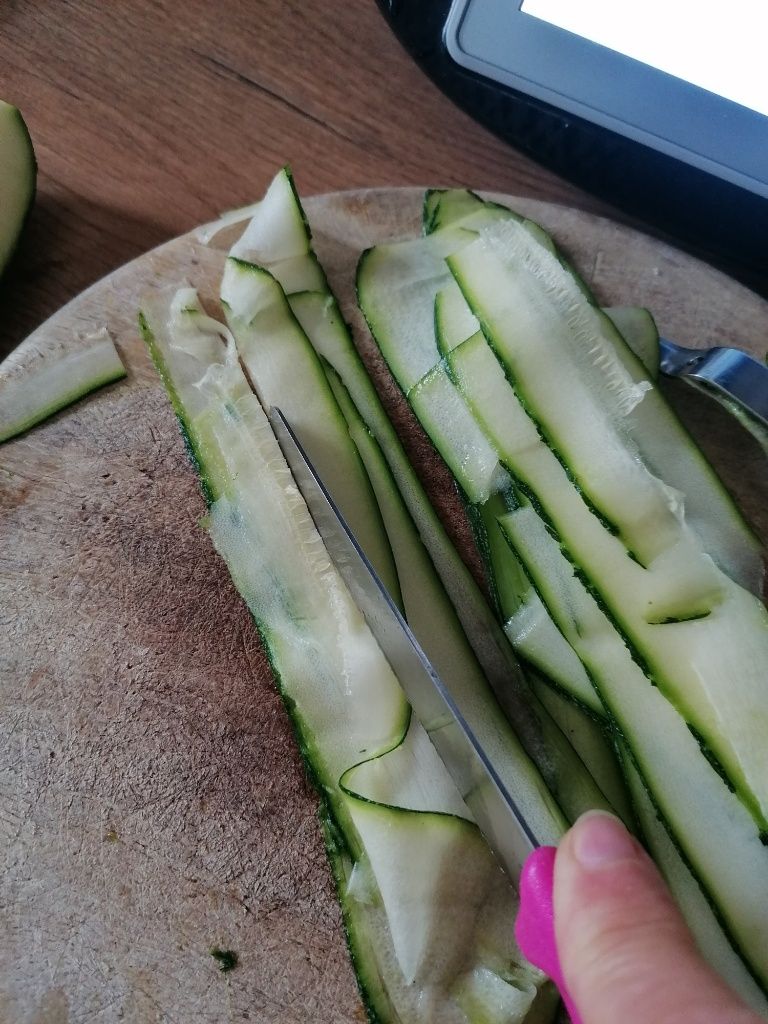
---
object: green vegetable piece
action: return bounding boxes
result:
[0,100,36,278]
[210,948,238,973]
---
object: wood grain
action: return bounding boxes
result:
[1,187,766,1024]
[4,0,764,363]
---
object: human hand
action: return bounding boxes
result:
[554,811,765,1024]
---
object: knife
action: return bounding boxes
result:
[269,406,581,1024]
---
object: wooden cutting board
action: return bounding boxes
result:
[1,189,766,1024]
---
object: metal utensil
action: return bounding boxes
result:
[269,405,538,875]
[659,337,768,429]
[269,405,582,1024]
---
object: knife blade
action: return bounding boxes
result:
[269,405,583,1024]
[268,405,538,879]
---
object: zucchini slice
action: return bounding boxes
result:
[0,329,126,443]
[220,232,569,842]
[447,218,763,594]
[360,196,660,722]
[603,305,660,380]
[141,286,556,1023]
[325,359,613,826]
[0,100,35,278]
[356,184,768,989]
[391,195,768,827]
[603,303,768,451]
[221,171,619,826]
[446,226,768,830]
[622,749,768,1015]
[498,501,768,990]
[427,190,761,594]
[407,360,510,504]
[358,210,607,719]
[220,255,402,608]
[531,679,633,829]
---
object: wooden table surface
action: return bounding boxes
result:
[2,5,768,1024]
[3,0,766,362]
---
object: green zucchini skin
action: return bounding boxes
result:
[142,280,560,1024]
[0,330,126,444]
[446,225,768,832]
[224,171,617,831]
[621,748,768,1015]
[0,100,36,278]
[497,501,768,991]
[358,185,768,993]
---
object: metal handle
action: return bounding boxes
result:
[659,339,768,428]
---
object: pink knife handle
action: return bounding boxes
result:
[515,846,583,1024]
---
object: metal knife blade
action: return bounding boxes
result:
[269,406,539,881]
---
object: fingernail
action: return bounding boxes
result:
[573,811,637,870]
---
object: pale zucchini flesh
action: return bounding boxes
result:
[533,681,634,829]
[140,172,768,1016]
[447,219,763,594]
[622,749,768,1015]
[230,176,617,828]
[358,185,768,994]
[221,255,402,608]
[447,233,768,831]
[359,194,628,722]
[362,254,602,716]
[498,502,768,990]
[445,326,764,757]
[602,305,660,380]
[141,286,557,1023]
[221,232,567,848]
[0,329,126,443]
[429,190,761,596]
[326,361,615,826]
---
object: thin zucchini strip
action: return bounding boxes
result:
[602,305,768,450]
[407,360,510,504]
[364,284,607,715]
[223,170,616,825]
[621,748,768,1015]
[447,219,762,592]
[358,197,608,717]
[399,198,768,829]
[447,231,768,830]
[531,679,634,829]
[141,286,557,1023]
[360,186,768,991]
[432,327,603,717]
[498,501,768,990]
[326,360,613,825]
[220,254,402,608]
[603,305,660,380]
[219,234,567,844]
[0,329,126,443]
[430,189,761,595]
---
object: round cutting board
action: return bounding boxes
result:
[1,189,766,1024]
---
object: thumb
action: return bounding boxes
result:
[554,811,762,1024]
